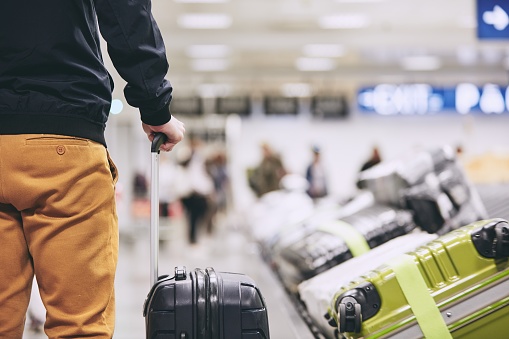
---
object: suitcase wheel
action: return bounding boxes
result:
[338,296,362,333]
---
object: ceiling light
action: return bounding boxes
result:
[481,48,502,65]
[303,44,345,58]
[295,58,336,71]
[191,59,229,71]
[178,14,232,29]
[456,46,478,66]
[318,14,370,29]
[186,45,231,58]
[400,56,442,71]
[197,84,232,98]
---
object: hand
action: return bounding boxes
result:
[142,116,185,152]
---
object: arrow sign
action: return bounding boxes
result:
[477,0,509,39]
[483,5,509,31]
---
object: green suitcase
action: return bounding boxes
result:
[326,218,509,339]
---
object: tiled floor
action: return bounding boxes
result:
[23,212,315,339]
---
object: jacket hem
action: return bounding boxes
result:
[0,114,106,147]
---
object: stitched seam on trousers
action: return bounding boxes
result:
[102,196,117,336]
[25,136,89,146]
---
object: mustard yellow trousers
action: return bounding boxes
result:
[0,135,119,338]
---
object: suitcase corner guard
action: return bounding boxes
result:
[325,282,381,333]
[471,218,509,259]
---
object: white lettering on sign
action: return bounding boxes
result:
[479,84,505,114]
[455,83,480,114]
[359,83,509,115]
[360,84,440,115]
[456,83,506,114]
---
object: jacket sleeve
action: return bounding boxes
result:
[93,0,172,125]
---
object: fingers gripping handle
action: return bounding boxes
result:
[150,133,167,287]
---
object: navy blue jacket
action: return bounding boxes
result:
[0,0,172,146]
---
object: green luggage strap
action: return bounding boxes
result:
[388,254,452,339]
[318,220,371,257]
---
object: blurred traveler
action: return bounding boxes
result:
[248,143,287,197]
[133,172,149,199]
[159,154,178,218]
[0,0,184,337]
[175,137,214,244]
[206,150,230,231]
[360,146,382,172]
[456,145,464,157]
[357,146,382,189]
[305,145,328,199]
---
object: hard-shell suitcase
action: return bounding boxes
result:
[247,186,315,244]
[144,266,270,339]
[357,146,456,207]
[143,134,271,339]
[270,192,375,253]
[297,232,437,339]
[326,218,509,339]
[358,145,486,235]
[259,201,345,268]
[274,204,417,293]
[267,191,374,266]
[402,162,487,235]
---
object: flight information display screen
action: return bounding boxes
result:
[216,97,251,116]
[264,97,299,115]
[311,96,349,119]
[170,97,203,116]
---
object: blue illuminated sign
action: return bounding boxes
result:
[477,0,509,39]
[358,83,509,115]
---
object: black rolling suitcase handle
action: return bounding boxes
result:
[150,133,167,287]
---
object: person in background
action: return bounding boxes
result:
[159,153,179,218]
[357,146,382,189]
[305,145,328,200]
[0,0,185,337]
[205,150,230,231]
[175,137,214,244]
[248,142,287,197]
[360,145,382,172]
[133,172,149,199]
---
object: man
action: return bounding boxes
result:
[0,0,184,337]
[305,145,328,199]
[248,143,286,198]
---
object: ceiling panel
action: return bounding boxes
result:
[108,0,509,96]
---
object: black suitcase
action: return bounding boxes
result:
[274,204,417,292]
[143,134,271,339]
[403,162,487,235]
[357,146,457,207]
[143,266,269,339]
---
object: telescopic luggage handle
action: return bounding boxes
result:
[150,133,167,287]
[151,133,167,153]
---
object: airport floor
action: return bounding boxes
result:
[22,211,316,339]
